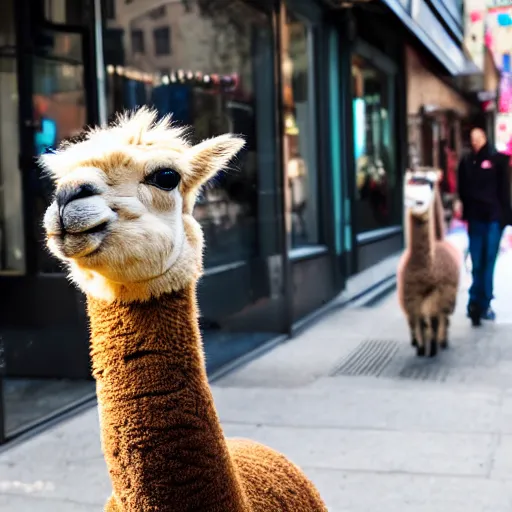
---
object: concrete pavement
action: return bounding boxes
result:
[1,239,512,511]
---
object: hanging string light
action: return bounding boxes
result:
[105,63,239,91]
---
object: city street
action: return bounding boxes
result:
[1,234,512,511]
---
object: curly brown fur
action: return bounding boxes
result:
[91,286,326,511]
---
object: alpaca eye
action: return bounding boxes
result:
[146,168,181,191]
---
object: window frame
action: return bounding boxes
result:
[153,26,171,56]
[281,2,325,254]
[351,39,400,238]
[130,28,145,54]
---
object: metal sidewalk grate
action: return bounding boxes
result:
[398,363,450,382]
[330,339,452,382]
[330,339,399,377]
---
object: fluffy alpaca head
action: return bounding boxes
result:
[404,169,441,219]
[41,107,244,303]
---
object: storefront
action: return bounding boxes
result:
[0,0,351,444]
[0,0,480,446]
[102,0,343,341]
[333,6,408,275]
[0,0,101,443]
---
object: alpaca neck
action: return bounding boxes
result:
[88,285,247,512]
[433,186,445,241]
[407,208,434,266]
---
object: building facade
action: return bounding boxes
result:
[0,0,483,443]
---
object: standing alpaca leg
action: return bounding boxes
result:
[438,284,458,350]
[415,317,426,357]
[438,315,449,350]
[408,315,418,347]
[429,315,439,357]
[420,316,434,357]
[420,292,442,357]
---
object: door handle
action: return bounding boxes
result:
[24,119,42,131]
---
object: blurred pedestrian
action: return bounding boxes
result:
[455,127,512,325]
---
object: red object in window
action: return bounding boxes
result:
[444,147,457,194]
[470,10,483,23]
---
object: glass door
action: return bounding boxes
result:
[1,0,97,443]
[0,0,25,277]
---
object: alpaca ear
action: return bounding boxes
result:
[188,134,245,188]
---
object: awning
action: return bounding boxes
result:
[383,0,480,77]
[453,46,500,95]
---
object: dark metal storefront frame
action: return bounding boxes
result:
[0,0,102,444]
[0,0,354,446]
[337,6,407,276]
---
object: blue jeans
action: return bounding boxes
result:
[468,221,502,310]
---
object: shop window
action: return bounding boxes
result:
[352,53,398,234]
[103,1,276,268]
[281,8,320,249]
[105,0,115,20]
[0,5,25,274]
[153,27,171,56]
[131,29,145,54]
[43,0,88,25]
[32,32,87,272]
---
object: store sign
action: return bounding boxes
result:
[464,0,485,70]
[496,113,512,154]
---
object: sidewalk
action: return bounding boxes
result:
[2,240,512,511]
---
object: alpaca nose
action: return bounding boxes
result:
[56,183,99,208]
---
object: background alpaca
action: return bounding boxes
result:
[41,107,327,511]
[397,169,462,357]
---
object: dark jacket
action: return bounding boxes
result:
[457,143,512,227]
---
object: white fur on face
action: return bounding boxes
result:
[44,177,186,284]
[404,170,439,217]
[40,107,245,302]
[404,183,434,215]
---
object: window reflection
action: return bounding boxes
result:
[0,4,25,273]
[104,0,273,268]
[281,8,319,249]
[33,32,87,272]
[352,54,397,233]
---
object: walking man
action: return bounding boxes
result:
[456,127,512,325]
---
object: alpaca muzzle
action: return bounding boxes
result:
[44,183,117,258]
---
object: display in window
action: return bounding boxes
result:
[352,54,398,233]
[281,8,319,249]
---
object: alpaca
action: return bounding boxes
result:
[41,107,327,512]
[397,169,462,357]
